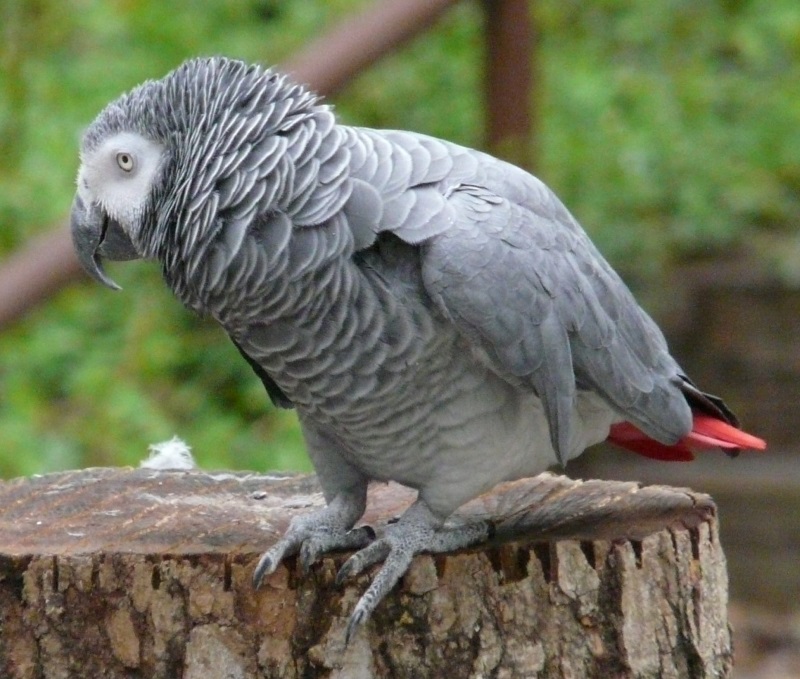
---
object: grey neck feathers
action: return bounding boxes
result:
[129,59,354,314]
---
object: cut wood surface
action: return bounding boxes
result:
[570,450,800,612]
[0,468,732,678]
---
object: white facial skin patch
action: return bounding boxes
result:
[78,131,164,238]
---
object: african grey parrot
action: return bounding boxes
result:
[70,57,765,640]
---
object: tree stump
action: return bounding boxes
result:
[0,468,732,678]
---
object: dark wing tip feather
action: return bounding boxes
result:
[678,376,739,427]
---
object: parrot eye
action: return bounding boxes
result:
[116,152,135,172]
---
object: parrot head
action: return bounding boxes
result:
[71,129,165,290]
[71,57,322,295]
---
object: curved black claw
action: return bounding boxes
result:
[252,490,369,591]
[252,529,305,589]
[345,606,369,647]
[252,552,276,589]
[299,525,377,575]
[358,524,378,542]
[253,522,376,588]
[341,547,417,645]
[338,510,492,645]
[335,537,391,586]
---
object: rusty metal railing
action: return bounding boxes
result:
[0,0,533,330]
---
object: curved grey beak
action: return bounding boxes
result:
[70,195,139,290]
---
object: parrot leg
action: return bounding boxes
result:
[252,488,373,588]
[337,499,491,644]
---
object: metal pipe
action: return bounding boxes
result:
[482,0,535,170]
[0,226,83,327]
[284,0,461,95]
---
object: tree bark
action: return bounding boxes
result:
[0,469,732,678]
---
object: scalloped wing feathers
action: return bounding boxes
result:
[104,59,697,465]
[329,128,693,461]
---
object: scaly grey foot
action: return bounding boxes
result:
[252,490,371,588]
[338,500,491,645]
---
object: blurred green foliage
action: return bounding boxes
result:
[538,0,800,283]
[0,0,797,477]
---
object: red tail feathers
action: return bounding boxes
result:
[607,414,767,462]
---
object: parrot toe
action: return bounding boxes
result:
[253,536,298,589]
[299,525,376,574]
[339,505,491,644]
[253,495,372,588]
[336,536,393,584]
